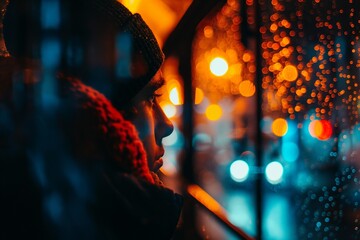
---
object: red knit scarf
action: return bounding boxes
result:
[59,73,155,184]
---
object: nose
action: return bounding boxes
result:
[155,103,174,144]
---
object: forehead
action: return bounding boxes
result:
[130,70,164,105]
[142,71,165,93]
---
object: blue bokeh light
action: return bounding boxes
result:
[281,142,299,162]
[265,161,284,184]
[230,160,250,182]
[41,38,61,69]
[41,0,60,29]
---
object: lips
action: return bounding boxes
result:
[152,158,163,173]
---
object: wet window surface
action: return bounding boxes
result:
[167,0,360,239]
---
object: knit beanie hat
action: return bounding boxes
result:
[4,0,164,107]
[90,0,165,107]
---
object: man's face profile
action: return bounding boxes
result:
[127,70,174,174]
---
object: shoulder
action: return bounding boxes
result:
[94,172,183,240]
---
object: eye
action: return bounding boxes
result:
[147,93,162,105]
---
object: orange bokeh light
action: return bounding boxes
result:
[195,87,204,104]
[239,80,256,97]
[272,118,288,137]
[205,104,223,121]
[308,120,332,140]
[281,65,298,81]
[242,52,252,62]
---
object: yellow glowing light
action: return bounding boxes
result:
[160,101,177,118]
[210,57,229,76]
[239,80,256,97]
[205,104,223,121]
[273,62,283,71]
[280,37,290,47]
[272,118,288,137]
[169,87,182,105]
[120,0,140,13]
[195,88,204,105]
[281,65,298,82]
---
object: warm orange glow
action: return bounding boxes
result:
[210,57,229,76]
[309,120,332,140]
[119,0,178,47]
[309,120,322,138]
[205,104,223,121]
[272,118,288,137]
[319,120,332,140]
[120,0,140,13]
[187,184,226,217]
[281,65,298,81]
[280,37,290,47]
[159,101,177,118]
[204,26,214,38]
[239,80,256,97]
[195,87,204,104]
[270,23,278,32]
[167,79,183,105]
[242,52,251,62]
[273,62,283,71]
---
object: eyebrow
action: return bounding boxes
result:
[146,76,165,93]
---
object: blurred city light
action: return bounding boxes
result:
[203,25,214,38]
[308,119,333,141]
[121,0,141,13]
[120,0,180,47]
[261,117,273,135]
[265,161,284,184]
[280,64,298,82]
[194,97,209,114]
[205,104,223,121]
[210,57,229,76]
[161,149,178,177]
[272,118,288,137]
[160,101,177,118]
[281,142,299,162]
[192,132,212,151]
[283,119,297,140]
[169,86,182,105]
[41,0,60,29]
[301,118,334,162]
[162,128,178,146]
[242,52,252,62]
[195,87,205,105]
[230,160,250,182]
[41,39,61,68]
[239,80,256,97]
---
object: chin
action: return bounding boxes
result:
[150,171,163,185]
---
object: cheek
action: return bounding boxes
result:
[132,107,157,150]
[133,110,153,139]
[131,108,157,166]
